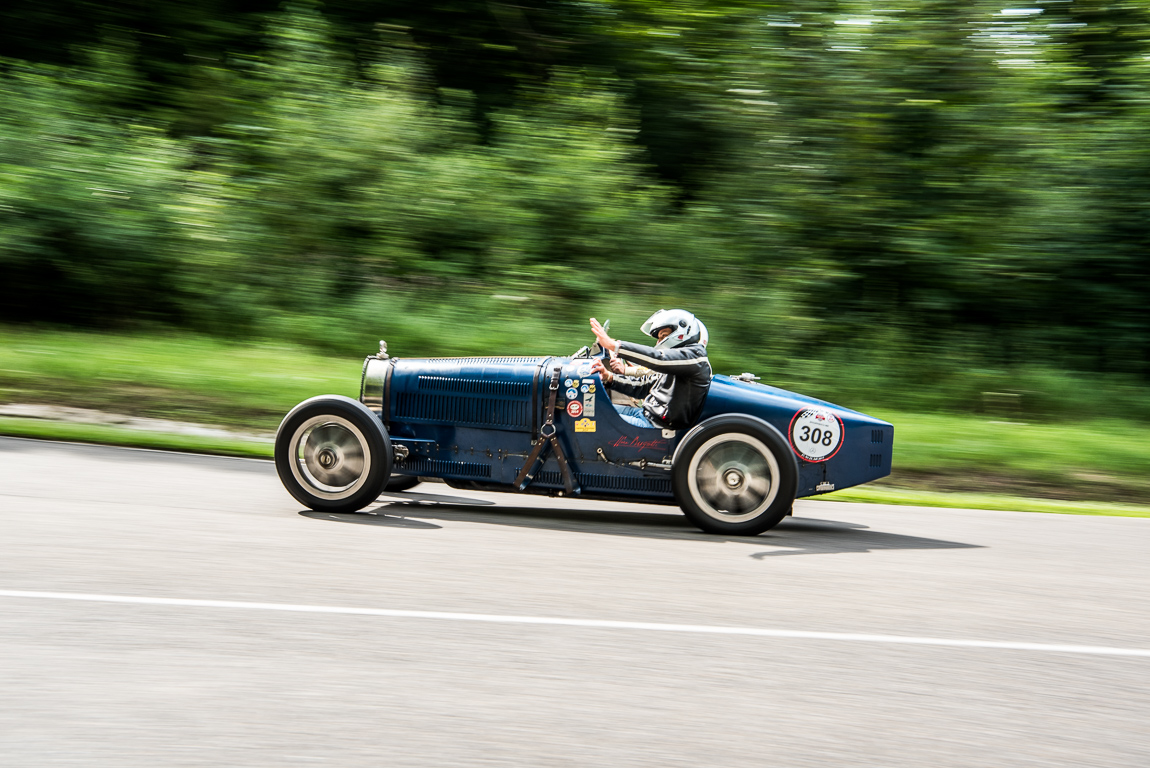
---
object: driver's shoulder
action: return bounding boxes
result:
[671,342,709,360]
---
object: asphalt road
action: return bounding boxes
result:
[1,436,1148,767]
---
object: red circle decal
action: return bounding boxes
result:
[566,400,584,418]
[787,408,845,463]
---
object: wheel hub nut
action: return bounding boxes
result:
[724,470,744,489]
[317,448,337,469]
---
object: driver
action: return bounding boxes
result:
[607,319,708,378]
[590,310,711,430]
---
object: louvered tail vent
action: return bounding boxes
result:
[395,393,530,429]
[535,471,672,495]
[871,429,885,443]
[401,458,491,478]
[869,453,883,468]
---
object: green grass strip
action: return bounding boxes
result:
[0,417,272,459]
[822,485,1150,518]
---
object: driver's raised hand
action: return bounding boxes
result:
[591,357,614,384]
[589,317,618,353]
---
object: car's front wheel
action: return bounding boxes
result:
[673,415,798,535]
[274,395,393,512]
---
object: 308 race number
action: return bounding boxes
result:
[788,408,844,462]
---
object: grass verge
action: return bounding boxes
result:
[0,326,361,431]
[0,417,272,459]
[864,410,1150,504]
[821,485,1150,518]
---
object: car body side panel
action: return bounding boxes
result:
[363,357,893,501]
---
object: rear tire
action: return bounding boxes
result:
[673,415,798,535]
[274,395,392,512]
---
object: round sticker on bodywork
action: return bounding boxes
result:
[566,400,584,418]
[788,408,844,462]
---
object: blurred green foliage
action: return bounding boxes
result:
[2,1,1149,413]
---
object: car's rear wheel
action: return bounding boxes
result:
[274,396,392,512]
[673,415,797,535]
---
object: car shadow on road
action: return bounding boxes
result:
[299,510,443,529]
[749,517,982,557]
[308,495,982,557]
[297,489,499,529]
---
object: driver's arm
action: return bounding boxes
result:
[590,316,709,376]
[609,357,649,377]
[616,340,709,376]
[610,372,657,398]
[591,358,654,396]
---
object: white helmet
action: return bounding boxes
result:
[640,309,702,350]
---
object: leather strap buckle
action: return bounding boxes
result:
[513,364,580,495]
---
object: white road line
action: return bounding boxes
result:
[1,589,1147,658]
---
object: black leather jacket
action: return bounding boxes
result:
[611,341,712,429]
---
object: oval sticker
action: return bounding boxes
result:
[788,408,844,462]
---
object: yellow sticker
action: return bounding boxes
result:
[574,418,596,432]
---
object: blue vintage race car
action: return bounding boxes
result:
[274,337,893,535]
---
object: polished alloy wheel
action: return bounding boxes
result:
[288,414,372,501]
[686,433,780,523]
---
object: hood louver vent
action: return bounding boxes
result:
[396,392,531,429]
[390,358,541,431]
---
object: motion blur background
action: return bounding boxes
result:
[1,0,1149,428]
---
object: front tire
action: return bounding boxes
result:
[274,395,392,512]
[673,415,798,535]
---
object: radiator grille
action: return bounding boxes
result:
[536,471,672,494]
[870,453,883,467]
[418,375,531,398]
[395,392,531,428]
[401,458,491,478]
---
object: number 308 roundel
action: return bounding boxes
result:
[788,408,844,462]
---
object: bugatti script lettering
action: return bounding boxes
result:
[611,436,668,452]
